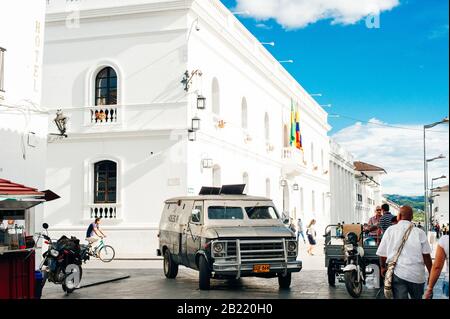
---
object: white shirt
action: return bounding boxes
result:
[376,220,432,284]
[438,235,449,282]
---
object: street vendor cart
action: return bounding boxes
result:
[0,178,58,299]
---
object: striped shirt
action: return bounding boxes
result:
[379,212,393,233]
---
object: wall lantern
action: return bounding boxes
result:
[280,180,287,187]
[52,109,68,137]
[191,116,201,131]
[202,158,213,169]
[293,183,299,191]
[188,129,197,141]
[197,94,206,110]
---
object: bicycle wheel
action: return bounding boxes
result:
[98,245,115,262]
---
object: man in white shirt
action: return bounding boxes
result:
[376,205,433,299]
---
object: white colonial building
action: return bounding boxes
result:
[42,0,331,258]
[0,0,48,235]
[354,161,386,223]
[432,185,449,225]
[329,140,355,224]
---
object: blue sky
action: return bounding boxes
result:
[221,0,449,195]
[221,0,449,134]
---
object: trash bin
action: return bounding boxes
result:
[34,270,43,299]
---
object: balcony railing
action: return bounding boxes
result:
[89,107,119,124]
[55,102,187,134]
[281,147,307,177]
[88,203,119,219]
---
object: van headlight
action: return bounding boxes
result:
[213,242,224,253]
[50,249,59,257]
[287,241,297,252]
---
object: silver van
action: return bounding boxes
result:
[157,185,302,290]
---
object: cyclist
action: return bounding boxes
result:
[85,218,106,246]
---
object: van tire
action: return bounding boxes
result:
[278,272,292,289]
[199,255,211,290]
[163,249,178,279]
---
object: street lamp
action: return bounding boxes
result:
[278,60,294,64]
[320,104,332,108]
[52,109,68,137]
[261,42,275,47]
[423,117,449,234]
[191,116,201,131]
[188,130,196,142]
[196,94,206,110]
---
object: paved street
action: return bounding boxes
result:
[42,268,380,299]
[41,241,371,299]
[41,239,447,299]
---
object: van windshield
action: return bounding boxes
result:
[245,206,279,220]
[208,206,243,220]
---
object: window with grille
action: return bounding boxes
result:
[94,160,117,203]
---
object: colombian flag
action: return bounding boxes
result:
[290,99,296,147]
[295,101,303,150]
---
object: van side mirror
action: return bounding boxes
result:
[191,209,201,223]
[283,218,289,225]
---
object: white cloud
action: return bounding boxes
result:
[332,119,449,195]
[255,23,273,30]
[236,0,400,29]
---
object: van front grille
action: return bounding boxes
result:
[226,240,285,261]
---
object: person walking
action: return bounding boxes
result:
[367,206,382,241]
[379,203,394,235]
[297,217,306,244]
[306,219,317,255]
[424,234,449,299]
[376,205,433,299]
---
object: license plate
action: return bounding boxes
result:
[253,264,270,273]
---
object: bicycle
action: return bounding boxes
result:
[82,238,115,263]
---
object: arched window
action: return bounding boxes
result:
[212,165,221,187]
[94,160,117,203]
[241,98,248,129]
[242,172,249,194]
[95,67,117,106]
[265,178,271,198]
[283,124,289,147]
[264,113,270,141]
[211,78,220,115]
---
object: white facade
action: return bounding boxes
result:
[329,140,355,224]
[433,186,449,225]
[0,0,48,235]
[42,0,331,258]
[354,166,385,223]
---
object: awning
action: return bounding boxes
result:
[0,178,60,211]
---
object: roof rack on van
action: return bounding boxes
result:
[198,184,246,195]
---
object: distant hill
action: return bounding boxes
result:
[384,194,425,222]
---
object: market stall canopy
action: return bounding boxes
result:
[0,179,59,210]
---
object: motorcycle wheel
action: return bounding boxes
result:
[344,270,362,298]
[327,262,336,286]
[62,265,83,294]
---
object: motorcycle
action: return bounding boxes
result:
[342,232,374,298]
[38,223,83,294]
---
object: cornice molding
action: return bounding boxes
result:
[46,0,194,22]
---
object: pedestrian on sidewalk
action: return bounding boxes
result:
[297,217,306,244]
[379,203,394,236]
[376,205,433,299]
[306,219,317,255]
[424,234,449,299]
